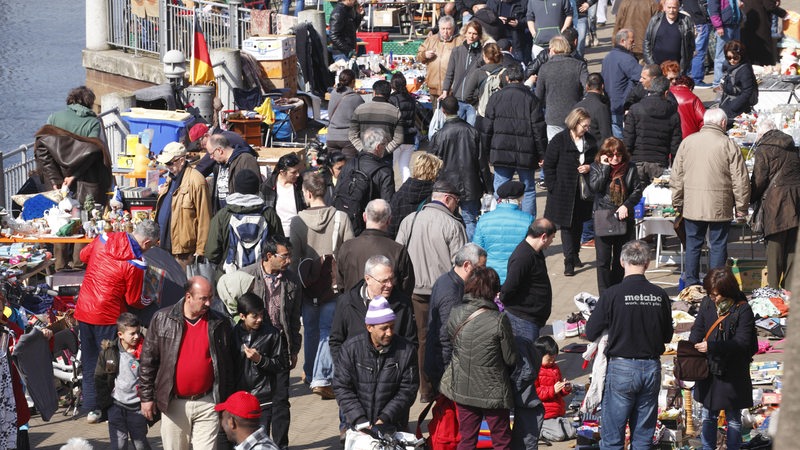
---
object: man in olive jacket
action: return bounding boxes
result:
[139,276,234,449]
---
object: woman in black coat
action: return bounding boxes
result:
[688,267,757,450]
[719,40,757,122]
[389,153,443,238]
[543,107,597,276]
[742,0,787,66]
[588,137,643,294]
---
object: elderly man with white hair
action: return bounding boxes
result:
[671,108,751,287]
[417,15,463,107]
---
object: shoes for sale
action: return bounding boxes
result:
[565,313,587,338]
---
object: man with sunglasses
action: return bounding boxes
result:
[155,142,212,269]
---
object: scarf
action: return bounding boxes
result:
[716,297,735,316]
[608,162,628,206]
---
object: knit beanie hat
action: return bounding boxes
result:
[234,169,261,195]
[365,296,396,325]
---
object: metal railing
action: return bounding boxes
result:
[107,0,268,58]
[0,145,37,211]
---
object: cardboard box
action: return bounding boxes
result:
[265,77,298,94]
[259,56,298,78]
[242,35,296,61]
[728,258,767,292]
[117,155,135,169]
[256,146,307,166]
[372,8,399,27]
[288,102,308,132]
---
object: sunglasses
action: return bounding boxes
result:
[165,157,182,167]
[726,54,741,61]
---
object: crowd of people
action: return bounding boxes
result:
[14,0,796,446]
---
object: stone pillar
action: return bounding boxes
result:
[211,49,243,112]
[86,0,110,51]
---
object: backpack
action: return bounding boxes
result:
[416,395,460,450]
[477,67,506,117]
[223,209,269,274]
[297,210,344,303]
[333,155,382,235]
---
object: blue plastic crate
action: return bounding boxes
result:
[123,113,195,155]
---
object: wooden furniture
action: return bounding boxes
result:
[227,118,265,146]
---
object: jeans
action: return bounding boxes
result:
[611,113,624,138]
[713,26,740,85]
[78,322,118,412]
[456,404,512,450]
[108,404,151,450]
[302,299,338,388]
[581,219,595,243]
[494,166,537,218]
[576,16,588,57]
[701,408,742,450]
[460,199,482,241]
[505,311,544,450]
[597,0,608,23]
[457,101,477,126]
[331,50,348,63]
[691,24,711,83]
[684,219,731,286]
[600,358,661,450]
[281,0,304,15]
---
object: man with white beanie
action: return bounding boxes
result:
[333,293,419,435]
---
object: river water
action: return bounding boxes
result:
[0,0,86,153]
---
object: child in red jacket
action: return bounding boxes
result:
[534,336,576,441]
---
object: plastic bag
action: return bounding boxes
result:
[186,256,216,282]
[428,107,446,139]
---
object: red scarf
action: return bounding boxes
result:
[609,162,628,206]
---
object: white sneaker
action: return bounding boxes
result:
[87,410,102,424]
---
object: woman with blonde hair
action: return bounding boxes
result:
[389,153,443,237]
[543,107,597,276]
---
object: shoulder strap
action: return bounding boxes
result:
[332,210,343,253]
[703,312,729,342]
[454,307,489,340]
[403,210,421,249]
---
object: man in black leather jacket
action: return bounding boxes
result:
[330,0,364,62]
[429,96,493,240]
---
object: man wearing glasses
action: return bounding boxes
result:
[204,133,261,214]
[240,236,302,450]
[155,142,212,269]
[329,255,417,442]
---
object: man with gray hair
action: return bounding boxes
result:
[330,255,416,365]
[417,15,463,107]
[348,80,403,155]
[336,199,415,297]
[425,243,487,392]
[671,108,750,287]
[333,128,396,235]
[601,28,644,138]
[623,75,682,185]
[585,240,672,450]
[396,179,467,403]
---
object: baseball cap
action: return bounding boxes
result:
[189,123,209,142]
[156,142,187,165]
[214,391,261,419]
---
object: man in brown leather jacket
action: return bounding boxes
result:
[139,276,235,449]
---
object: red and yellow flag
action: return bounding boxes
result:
[191,16,214,85]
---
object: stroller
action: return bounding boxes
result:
[51,327,82,417]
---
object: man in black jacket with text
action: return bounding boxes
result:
[584,240,672,450]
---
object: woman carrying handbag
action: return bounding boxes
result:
[688,267,758,450]
[543,107,598,276]
[588,137,643,295]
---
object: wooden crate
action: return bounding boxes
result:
[259,55,298,79]
[227,118,263,146]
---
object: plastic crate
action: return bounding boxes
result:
[382,39,423,56]
[122,109,195,155]
[357,31,389,54]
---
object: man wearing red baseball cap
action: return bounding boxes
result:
[216,391,280,450]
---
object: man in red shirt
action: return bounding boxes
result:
[139,276,235,449]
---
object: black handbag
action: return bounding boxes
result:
[594,209,627,237]
[578,174,593,201]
